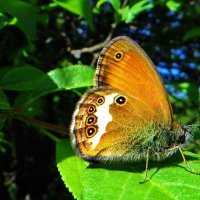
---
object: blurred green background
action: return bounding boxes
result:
[0,0,199,199]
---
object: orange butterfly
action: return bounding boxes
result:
[70,36,199,183]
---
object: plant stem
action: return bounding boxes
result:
[15,112,69,136]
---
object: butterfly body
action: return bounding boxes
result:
[70,36,193,176]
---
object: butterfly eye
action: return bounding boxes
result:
[86,115,97,125]
[97,96,105,105]
[87,105,96,114]
[179,134,186,144]
[114,51,123,61]
[115,95,127,105]
[86,126,97,138]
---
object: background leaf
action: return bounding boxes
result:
[0,0,38,41]
[183,27,200,42]
[166,0,181,12]
[0,66,46,91]
[53,0,94,29]
[47,65,95,90]
[32,65,95,99]
[0,89,10,109]
[0,13,13,29]
[117,0,153,23]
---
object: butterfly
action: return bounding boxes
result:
[70,36,199,183]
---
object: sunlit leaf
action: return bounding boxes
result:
[32,65,95,99]
[118,0,153,23]
[53,0,93,29]
[56,139,88,200]
[57,140,200,200]
[96,0,121,11]
[47,65,94,89]
[166,0,181,12]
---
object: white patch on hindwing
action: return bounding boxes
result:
[88,93,117,149]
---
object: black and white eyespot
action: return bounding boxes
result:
[86,115,97,126]
[96,96,105,105]
[114,51,123,61]
[114,95,127,105]
[87,105,96,114]
[86,126,97,138]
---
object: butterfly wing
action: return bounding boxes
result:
[71,88,160,161]
[96,36,173,124]
[71,36,174,162]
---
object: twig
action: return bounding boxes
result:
[122,0,129,8]
[71,23,117,58]
[15,113,68,136]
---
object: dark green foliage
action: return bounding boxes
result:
[0,0,199,199]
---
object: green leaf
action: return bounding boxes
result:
[0,12,13,29]
[166,0,181,12]
[0,89,10,109]
[32,65,95,99]
[118,0,153,23]
[84,160,200,199]
[0,66,47,91]
[53,0,93,29]
[117,6,130,23]
[174,82,199,103]
[96,0,107,9]
[48,65,94,89]
[14,92,42,117]
[0,67,12,80]
[0,131,13,153]
[57,140,200,199]
[56,139,88,200]
[96,0,121,11]
[0,131,6,153]
[0,115,6,130]
[110,0,121,10]
[183,27,200,42]
[0,0,38,41]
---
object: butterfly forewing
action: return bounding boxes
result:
[96,36,173,124]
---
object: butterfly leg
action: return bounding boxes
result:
[139,147,150,184]
[169,146,200,175]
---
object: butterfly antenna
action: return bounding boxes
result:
[184,124,200,128]
[139,147,150,184]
